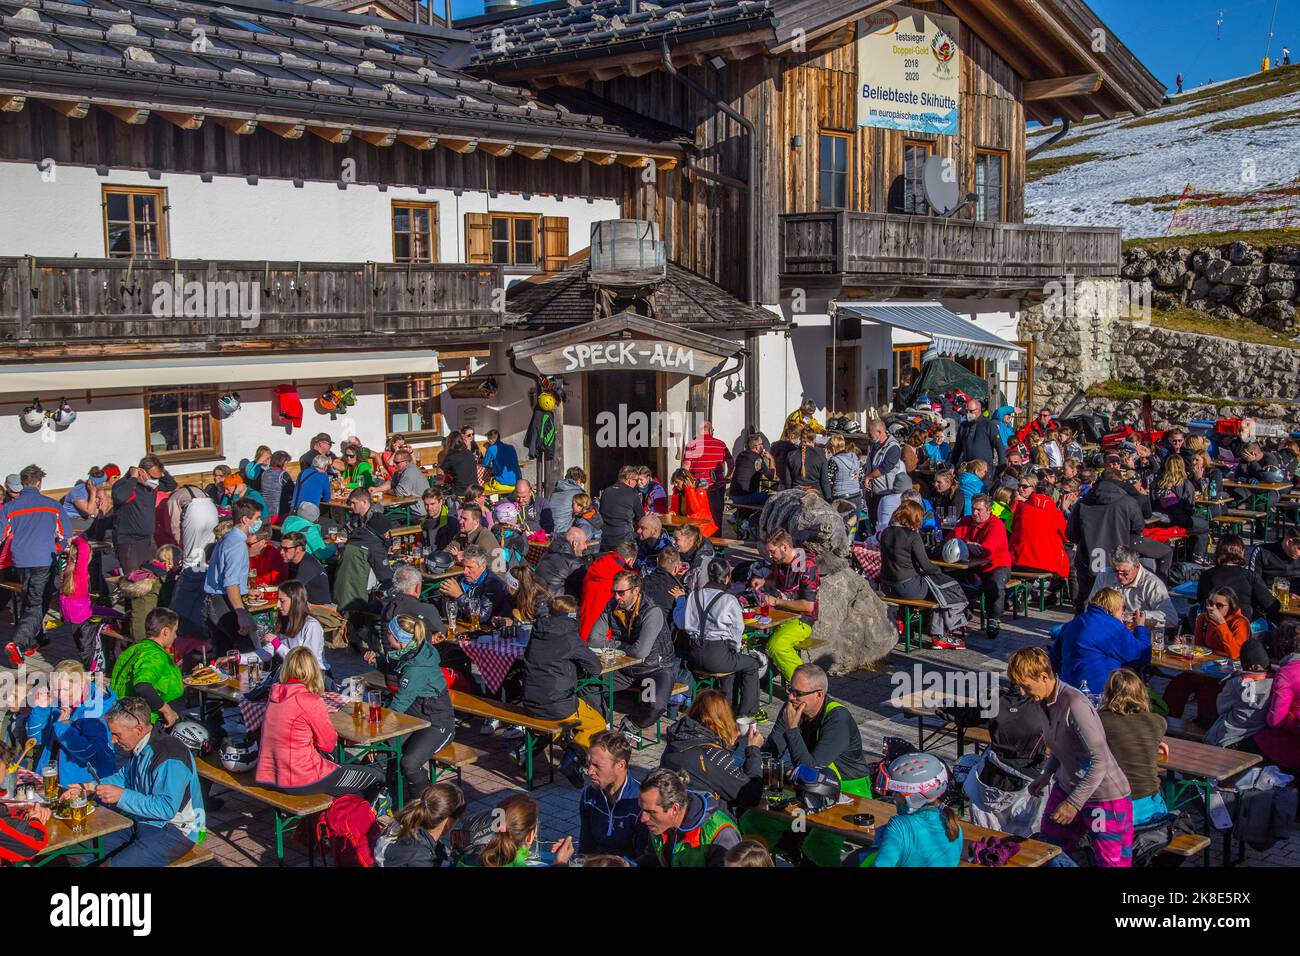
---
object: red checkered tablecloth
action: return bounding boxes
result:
[459,635,526,694]
[239,691,348,734]
[852,543,882,583]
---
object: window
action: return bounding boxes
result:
[974,150,1007,222]
[103,186,168,258]
[392,201,439,263]
[385,373,443,438]
[145,387,220,462]
[491,214,537,266]
[818,131,851,209]
[902,140,932,215]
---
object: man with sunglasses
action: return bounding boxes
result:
[589,569,675,744]
[374,450,431,518]
[760,663,872,797]
[282,531,332,605]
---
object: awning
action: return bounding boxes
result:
[835,303,1024,362]
[0,350,440,393]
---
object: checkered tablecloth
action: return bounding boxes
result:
[852,543,882,583]
[238,691,348,734]
[459,635,526,694]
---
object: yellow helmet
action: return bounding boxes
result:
[537,391,558,412]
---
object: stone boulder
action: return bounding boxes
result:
[758,489,896,674]
[1205,258,1232,283]
[1264,280,1297,302]
[1269,245,1300,266]
[1227,241,1264,266]
[1257,302,1298,332]
[1264,262,1297,283]
[1223,264,1263,287]
[1233,285,1264,317]
[1189,249,1218,271]
[1150,255,1187,289]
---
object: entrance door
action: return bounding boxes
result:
[584,370,658,493]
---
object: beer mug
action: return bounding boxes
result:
[42,764,59,801]
[69,794,89,833]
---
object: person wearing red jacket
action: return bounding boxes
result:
[255,648,384,796]
[578,540,638,643]
[1016,407,1057,445]
[950,494,1012,642]
[667,469,718,538]
[1010,478,1070,579]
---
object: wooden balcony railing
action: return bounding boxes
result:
[780,212,1122,288]
[0,258,506,352]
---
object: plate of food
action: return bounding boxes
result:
[1166,643,1214,659]
[185,665,228,687]
[50,801,96,821]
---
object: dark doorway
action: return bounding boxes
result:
[585,369,657,493]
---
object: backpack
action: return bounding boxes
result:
[315,793,381,867]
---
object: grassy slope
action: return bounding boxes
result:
[1123,227,1300,252]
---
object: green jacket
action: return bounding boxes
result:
[341,460,376,489]
[110,639,183,722]
[646,793,739,867]
[386,639,448,716]
[282,515,337,560]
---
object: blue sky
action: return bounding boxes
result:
[440,0,1297,92]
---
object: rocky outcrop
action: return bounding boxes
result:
[757,489,895,674]
[1123,241,1300,331]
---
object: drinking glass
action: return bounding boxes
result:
[1150,629,1165,659]
[1274,578,1291,607]
[42,764,59,801]
[366,690,383,726]
[69,794,88,833]
[446,602,458,634]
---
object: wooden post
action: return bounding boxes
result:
[17,257,32,342]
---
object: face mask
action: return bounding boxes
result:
[249,519,263,534]
[967,411,979,420]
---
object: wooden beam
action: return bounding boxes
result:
[440,137,477,154]
[40,99,89,119]
[587,152,617,166]
[941,0,1043,78]
[307,125,352,144]
[768,0,889,54]
[1023,72,1102,101]
[102,104,150,125]
[622,60,660,78]
[1018,0,1144,115]
[478,141,514,157]
[553,73,589,88]
[965,0,1070,75]
[397,132,437,150]
[591,66,625,81]
[0,95,25,112]
[1045,96,1086,123]
[514,144,551,160]
[551,149,584,163]
[157,110,204,131]
[356,129,397,147]
[616,154,650,168]
[720,42,768,61]
[654,157,679,171]
[261,121,305,139]
[214,116,257,135]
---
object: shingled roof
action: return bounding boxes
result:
[505,259,781,333]
[466,0,774,66]
[0,0,691,153]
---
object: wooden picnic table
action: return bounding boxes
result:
[741,608,798,632]
[1275,594,1300,617]
[421,564,465,584]
[21,804,133,866]
[578,649,644,719]
[1222,480,1292,493]
[1159,736,1261,865]
[767,795,1061,867]
[331,707,430,809]
[662,513,709,528]
[1149,646,1232,675]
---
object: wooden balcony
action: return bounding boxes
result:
[779,212,1122,292]
[0,258,506,358]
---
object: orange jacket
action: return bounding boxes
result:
[669,484,718,538]
[1194,609,1251,659]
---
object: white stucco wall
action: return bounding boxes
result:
[0,162,620,264]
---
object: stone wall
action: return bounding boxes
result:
[1123,240,1300,332]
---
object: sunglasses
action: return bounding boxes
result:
[611,588,635,596]
[1207,601,1230,609]
[788,686,820,698]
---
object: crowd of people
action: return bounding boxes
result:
[2,394,1299,869]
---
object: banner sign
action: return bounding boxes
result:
[857,4,960,136]
[530,339,731,377]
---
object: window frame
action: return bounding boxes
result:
[817,130,853,210]
[973,148,1008,223]
[102,185,169,259]
[489,213,540,266]
[901,139,934,216]
[391,200,440,263]
[143,386,221,465]
[384,372,445,442]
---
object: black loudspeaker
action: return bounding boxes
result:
[836,314,862,340]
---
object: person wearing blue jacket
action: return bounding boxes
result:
[27,661,116,787]
[577,729,647,859]
[0,465,64,665]
[1050,587,1152,700]
[956,461,988,517]
[64,696,205,867]
[481,429,521,495]
[993,405,1017,450]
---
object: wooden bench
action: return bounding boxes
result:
[898,707,993,755]
[1226,509,1268,541]
[1010,570,1056,612]
[1159,833,1212,862]
[197,757,333,865]
[429,741,479,785]
[389,524,423,538]
[168,843,216,867]
[449,690,579,790]
[882,597,939,654]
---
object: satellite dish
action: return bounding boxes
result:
[922,156,961,216]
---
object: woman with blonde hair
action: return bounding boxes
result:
[1098,668,1169,826]
[255,647,385,797]
[1151,453,1209,560]
[785,426,832,501]
[661,688,764,812]
[463,793,574,866]
[724,840,774,867]
[826,433,864,512]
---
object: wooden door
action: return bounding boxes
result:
[826,344,860,414]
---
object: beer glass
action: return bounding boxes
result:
[42,764,59,801]
[366,690,383,727]
[69,794,89,833]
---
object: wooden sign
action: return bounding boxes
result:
[857,4,960,136]
[530,339,731,377]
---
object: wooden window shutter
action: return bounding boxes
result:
[464,212,491,264]
[541,216,569,272]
